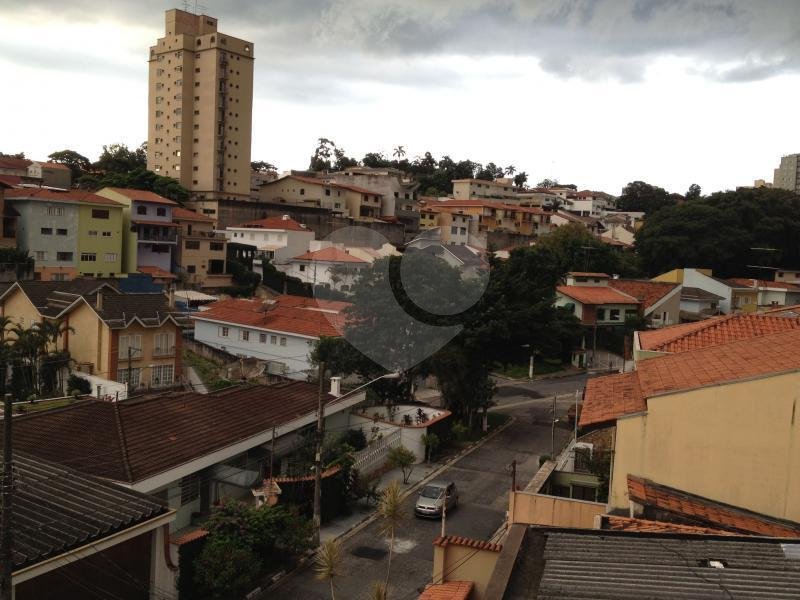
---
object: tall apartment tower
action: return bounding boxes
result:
[148,9,254,220]
[773,154,800,194]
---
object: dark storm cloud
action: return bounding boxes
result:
[4,0,800,93]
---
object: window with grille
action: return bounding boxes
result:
[117,367,141,387]
[180,474,200,504]
[151,364,174,387]
[119,334,142,358]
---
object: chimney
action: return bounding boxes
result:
[330,376,342,397]
[95,291,103,311]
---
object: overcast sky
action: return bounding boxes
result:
[2,0,799,194]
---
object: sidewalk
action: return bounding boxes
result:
[319,459,444,542]
[185,366,209,394]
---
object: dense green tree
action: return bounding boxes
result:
[685,183,702,200]
[513,171,528,188]
[251,160,276,172]
[616,180,676,214]
[0,152,25,159]
[536,178,559,188]
[47,149,91,181]
[635,187,800,277]
[93,142,146,173]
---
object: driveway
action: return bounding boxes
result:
[268,383,581,600]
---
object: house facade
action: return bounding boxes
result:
[653,267,756,314]
[224,214,315,265]
[172,206,231,288]
[26,160,72,188]
[279,246,367,292]
[607,279,681,328]
[192,295,348,378]
[330,166,420,217]
[452,178,518,200]
[555,273,641,325]
[258,175,383,220]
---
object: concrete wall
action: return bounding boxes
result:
[647,286,681,328]
[682,269,733,313]
[11,199,79,272]
[432,542,500,600]
[77,203,124,277]
[610,371,800,522]
[509,490,606,528]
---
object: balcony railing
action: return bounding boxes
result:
[137,230,178,243]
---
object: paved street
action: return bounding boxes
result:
[268,374,591,600]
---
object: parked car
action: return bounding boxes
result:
[415,481,458,518]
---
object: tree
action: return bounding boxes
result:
[616,180,676,215]
[377,481,405,596]
[421,432,440,464]
[0,152,25,159]
[475,162,504,181]
[505,165,516,176]
[393,146,406,159]
[314,539,344,600]
[93,142,146,174]
[685,183,702,201]
[537,178,559,188]
[251,160,277,172]
[48,149,91,181]
[195,538,260,600]
[387,446,416,484]
[513,171,528,188]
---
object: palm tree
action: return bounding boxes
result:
[314,539,344,600]
[377,481,405,595]
[505,165,516,176]
[393,146,406,159]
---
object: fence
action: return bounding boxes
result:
[352,429,402,475]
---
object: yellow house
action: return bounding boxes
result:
[0,281,187,390]
[258,175,382,220]
[580,327,800,523]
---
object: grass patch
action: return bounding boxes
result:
[494,359,566,379]
[183,350,233,391]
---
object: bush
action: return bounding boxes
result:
[387,445,416,484]
[341,428,367,451]
[195,538,260,600]
[451,422,469,442]
[67,374,91,396]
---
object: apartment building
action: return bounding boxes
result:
[452,178,518,200]
[258,175,383,220]
[96,187,178,277]
[433,199,551,236]
[172,207,231,288]
[330,166,420,216]
[224,214,315,264]
[147,8,254,220]
[772,153,800,193]
[5,188,124,281]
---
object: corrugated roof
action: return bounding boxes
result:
[9,381,329,484]
[193,296,348,338]
[508,528,800,599]
[10,452,169,570]
[628,476,800,538]
[581,328,800,427]
[556,285,640,305]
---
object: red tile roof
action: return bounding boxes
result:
[627,475,800,538]
[556,285,639,305]
[293,247,367,263]
[0,175,22,187]
[102,187,177,205]
[435,199,546,215]
[727,278,800,290]
[601,515,733,536]
[418,581,474,600]
[267,175,384,197]
[0,157,32,170]
[4,188,123,206]
[581,328,800,427]
[170,529,209,546]
[137,265,177,280]
[637,314,800,353]
[432,535,503,553]
[608,280,678,309]
[36,161,71,171]
[192,295,348,338]
[234,215,308,231]
[172,207,213,222]
[568,272,610,278]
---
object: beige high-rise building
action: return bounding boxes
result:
[148,9,254,220]
[772,153,800,193]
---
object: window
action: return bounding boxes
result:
[137,206,147,215]
[300,188,305,196]
[595,308,605,321]
[325,189,331,196]
[151,364,174,387]
[40,227,52,235]
[270,335,277,345]
[156,207,167,217]
[154,332,175,356]
[450,226,458,234]
[104,253,118,262]
[88,230,98,237]
[299,264,306,272]
[241,330,250,342]
[180,474,200,504]
[185,240,200,250]
[609,309,621,321]
[51,273,67,281]
[56,252,73,262]
[56,228,68,236]
[102,231,111,237]
[117,367,142,388]
[279,337,287,346]
[47,206,65,216]
[571,484,597,502]
[34,251,47,261]
[81,253,96,262]
[210,242,224,251]
[92,209,110,219]
[259,333,267,343]
[220,326,229,337]
[187,265,196,273]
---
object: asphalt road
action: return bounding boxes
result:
[269,374,591,600]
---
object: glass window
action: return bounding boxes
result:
[220,326,229,337]
[117,367,141,388]
[104,253,118,262]
[137,206,147,215]
[102,231,111,237]
[609,309,621,321]
[40,227,52,235]
[91,209,108,219]
[157,207,167,217]
[241,330,250,341]
[185,240,200,250]
[56,228,68,236]
[56,252,73,262]
[259,333,267,343]
[279,337,287,346]
[151,364,174,387]
[119,334,142,357]
[270,335,277,345]
[47,206,65,216]
[80,253,97,262]
[88,230,98,237]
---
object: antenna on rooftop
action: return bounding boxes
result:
[182,0,191,12]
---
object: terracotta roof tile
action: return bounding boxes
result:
[36,161,71,171]
[170,529,209,546]
[172,206,213,222]
[727,278,800,290]
[556,285,640,305]
[0,157,32,170]
[602,515,733,536]
[102,187,177,205]
[627,476,800,538]
[581,328,800,427]
[5,188,123,206]
[568,272,610,278]
[192,295,348,338]
[234,215,309,231]
[418,581,474,600]
[293,247,367,263]
[432,535,503,553]
[137,265,177,280]
[608,280,679,309]
[638,314,800,353]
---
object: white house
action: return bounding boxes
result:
[224,215,315,264]
[191,295,349,379]
[681,268,752,314]
[279,247,368,293]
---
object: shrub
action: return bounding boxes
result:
[195,538,259,600]
[451,422,469,442]
[387,446,416,484]
[67,374,91,396]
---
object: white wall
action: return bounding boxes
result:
[280,260,364,292]
[193,318,316,379]
[682,268,733,313]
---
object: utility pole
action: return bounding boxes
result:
[269,426,275,481]
[1,392,13,600]
[510,460,516,492]
[528,353,534,381]
[574,389,580,442]
[312,362,326,546]
[127,346,133,397]
[440,493,447,538]
[551,395,557,457]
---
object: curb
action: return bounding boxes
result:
[492,369,586,384]
[263,415,516,594]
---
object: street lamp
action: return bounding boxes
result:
[312,366,401,545]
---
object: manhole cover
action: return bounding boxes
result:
[351,546,388,560]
